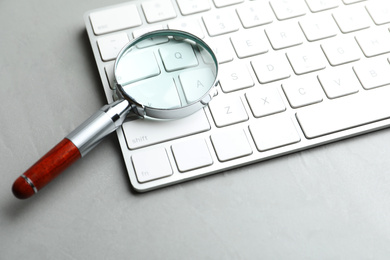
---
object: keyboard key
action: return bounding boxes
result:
[230,29,269,58]
[355,29,390,57]
[132,148,172,183]
[318,67,360,99]
[269,0,306,20]
[353,59,390,89]
[249,114,300,152]
[159,43,198,72]
[209,95,248,127]
[210,128,252,162]
[265,22,304,50]
[366,1,390,25]
[203,38,234,64]
[97,33,130,61]
[296,85,390,139]
[142,0,177,23]
[89,4,142,35]
[219,62,254,92]
[321,36,361,66]
[282,76,323,108]
[176,0,211,15]
[251,53,291,83]
[203,10,240,36]
[333,6,371,33]
[286,45,327,75]
[133,25,169,48]
[171,138,213,172]
[123,110,210,149]
[236,1,273,28]
[179,68,216,103]
[245,85,286,118]
[168,19,205,39]
[299,14,338,41]
[305,0,339,12]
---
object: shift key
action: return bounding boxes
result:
[122,110,210,149]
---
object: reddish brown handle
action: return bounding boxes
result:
[12,138,81,199]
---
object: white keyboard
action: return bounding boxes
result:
[84,0,390,192]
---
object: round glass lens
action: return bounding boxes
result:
[114,30,218,110]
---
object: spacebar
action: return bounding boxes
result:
[296,87,390,139]
[122,109,210,149]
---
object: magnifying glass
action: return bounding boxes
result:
[12,30,219,199]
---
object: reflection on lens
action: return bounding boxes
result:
[115,31,217,110]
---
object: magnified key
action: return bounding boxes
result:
[159,42,199,72]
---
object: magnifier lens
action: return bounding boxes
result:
[115,31,217,111]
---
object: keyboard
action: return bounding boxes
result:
[84,0,390,192]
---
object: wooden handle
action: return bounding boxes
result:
[12,138,81,199]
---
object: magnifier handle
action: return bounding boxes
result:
[12,99,131,199]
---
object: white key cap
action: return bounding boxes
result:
[168,19,204,39]
[366,1,390,25]
[203,10,240,36]
[249,114,300,152]
[251,53,291,83]
[269,0,306,20]
[159,43,198,72]
[210,128,252,162]
[209,95,248,127]
[142,0,177,23]
[245,85,286,118]
[321,37,361,66]
[133,25,169,48]
[176,0,211,15]
[236,1,273,28]
[318,67,360,99]
[353,59,390,89]
[299,14,338,41]
[203,38,234,64]
[219,63,254,92]
[179,68,216,103]
[171,138,213,172]
[296,85,390,139]
[132,148,172,183]
[213,0,244,8]
[355,29,390,57]
[265,22,304,50]
[123,110,210,149]
[305,0,339,12]
[282,76,323,108]
[89,4,142,35]
[97,33,129,61]
[230,29,269,58]
[286,45,327,75]
[333,6,371,33]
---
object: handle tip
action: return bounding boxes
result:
[12,176,36,199]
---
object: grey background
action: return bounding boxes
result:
[2,0,390,259]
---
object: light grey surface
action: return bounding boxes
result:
[2,0,390,259]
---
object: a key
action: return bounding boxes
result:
[296,85,390,139]
[171,138,213,172]
[219,62,254,92]
[355,29,390,57]
[318,67,360,99]
[89,4,142,35]
[251,53,291,83]
[333,6,371,33]
[246,85,286,118]
[168,19,205,39]
[176,0,211,15]
[202,38,234,64]
[179,68,216,103]
[249,114,300,152]
[286,45,327,75]
[305,0,339,12]
[132,148,173,183]
[353,58,390,89]
[236,1,273,28]
[366,0,390,25]
[321,36,361,66]
[230,29,269,58]
[299,14,338,41]
[203,10,240,37]
[265,22,304,50]
[269,0,306,20]
[282,76,323,108]
[159,43,198,72]
[209,95,248,127]
[133,25,169,48]
[142,0,177,23]
[210,128,252,162]
[97,33,129,61]
[122,110,210,149]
